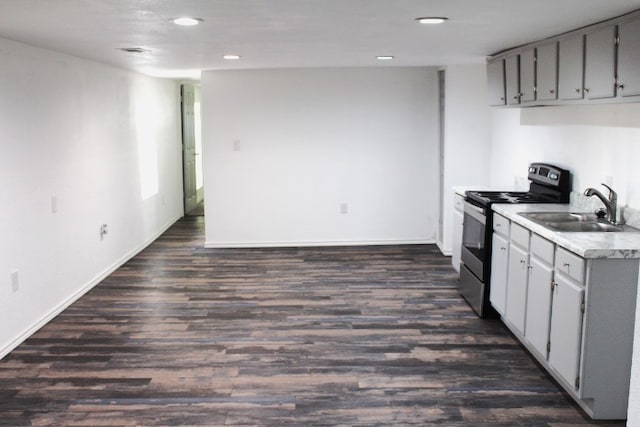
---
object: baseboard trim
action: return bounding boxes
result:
[204,238,434,248]
[436,240,451,256]
[0,214,182,360]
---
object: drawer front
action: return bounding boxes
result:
[530,233,554,265]
[510,222,530,248]
[555,247,586,284]
[493,213,510,237]
[454,194,465,211]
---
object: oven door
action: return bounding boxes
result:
[460,201,487,281]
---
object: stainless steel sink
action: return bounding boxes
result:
[544,221,624,232]
[518,211,639,233]
[519,212,598,222]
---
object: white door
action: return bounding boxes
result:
[489,233,509,315]
[182,85,198,214]
[505,243,528,334]
[525,256,553,359]
[549,274,585,391]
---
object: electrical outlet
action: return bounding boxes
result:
[11,271,19,293]
[340,203,349,214]
[100,224,109,240]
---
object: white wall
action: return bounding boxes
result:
[0,38,183,358]
[487,103,640,422]
[439,65,492,254]
[201,67,439,247]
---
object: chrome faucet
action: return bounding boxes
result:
[584,184,619,224]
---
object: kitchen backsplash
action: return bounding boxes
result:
[570,192,640,229]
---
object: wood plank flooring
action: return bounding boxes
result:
[0,217,625,426]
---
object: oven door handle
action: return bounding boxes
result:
[464,201,486,224]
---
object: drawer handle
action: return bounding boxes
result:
[520,260,526,264]
[501,246,507,251]
[496,223,501,227]
[563,262,570,267]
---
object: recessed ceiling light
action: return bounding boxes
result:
[415,17,448,24]
[118,47,151,54]
[376,56,394,60]
[172,17,202,26]
[223,55,241,60]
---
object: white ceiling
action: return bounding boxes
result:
[1,0,639,79]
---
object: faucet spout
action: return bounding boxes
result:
[583,184,619,224]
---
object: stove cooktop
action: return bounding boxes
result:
[466,190,554,207]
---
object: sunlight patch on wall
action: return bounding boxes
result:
[134,82,159,200]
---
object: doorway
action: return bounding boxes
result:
[437,69,445,247]
[181,84,204,216]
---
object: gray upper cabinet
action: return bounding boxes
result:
[487,10,640,107]
[519,48,536,102]
[617,18,640,97]
[584,26,617,99]
[487,59,506,106]
[505,54,521,105]
[537,41,558,101]
[558,34,584,101]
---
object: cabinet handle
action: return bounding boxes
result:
[501,246,507,251]
[563,262,570,267]
[584,88,590,94]
[618,84,625,90]
[549,89,555,94]
[520,260,526,264]
[527,265,533,270]
[575,88,581,93]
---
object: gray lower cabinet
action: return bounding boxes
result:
[584,25,617,99]
[524,234,554,360]
[505,223,529,334]
[489,214,509,315]
[451,193,464,273]
[489,216,638,419]
[617,18,640,97]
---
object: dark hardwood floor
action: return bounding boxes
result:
[0,217,625,426]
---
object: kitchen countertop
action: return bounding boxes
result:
[492,203,640,259]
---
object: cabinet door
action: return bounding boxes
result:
[520,48,536,102]
[505,54,521,105]
[525,256,553,359]
[549,273,585,391]
[489,233,509,315]
[506,243,528,334]
[584,25,616,99]
[558,34,584,100]
[617,18,640,97]
[537,41,558,101]
[452,208,463,273]
[487,59,506,106]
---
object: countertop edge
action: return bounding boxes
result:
[491,204,640,259]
